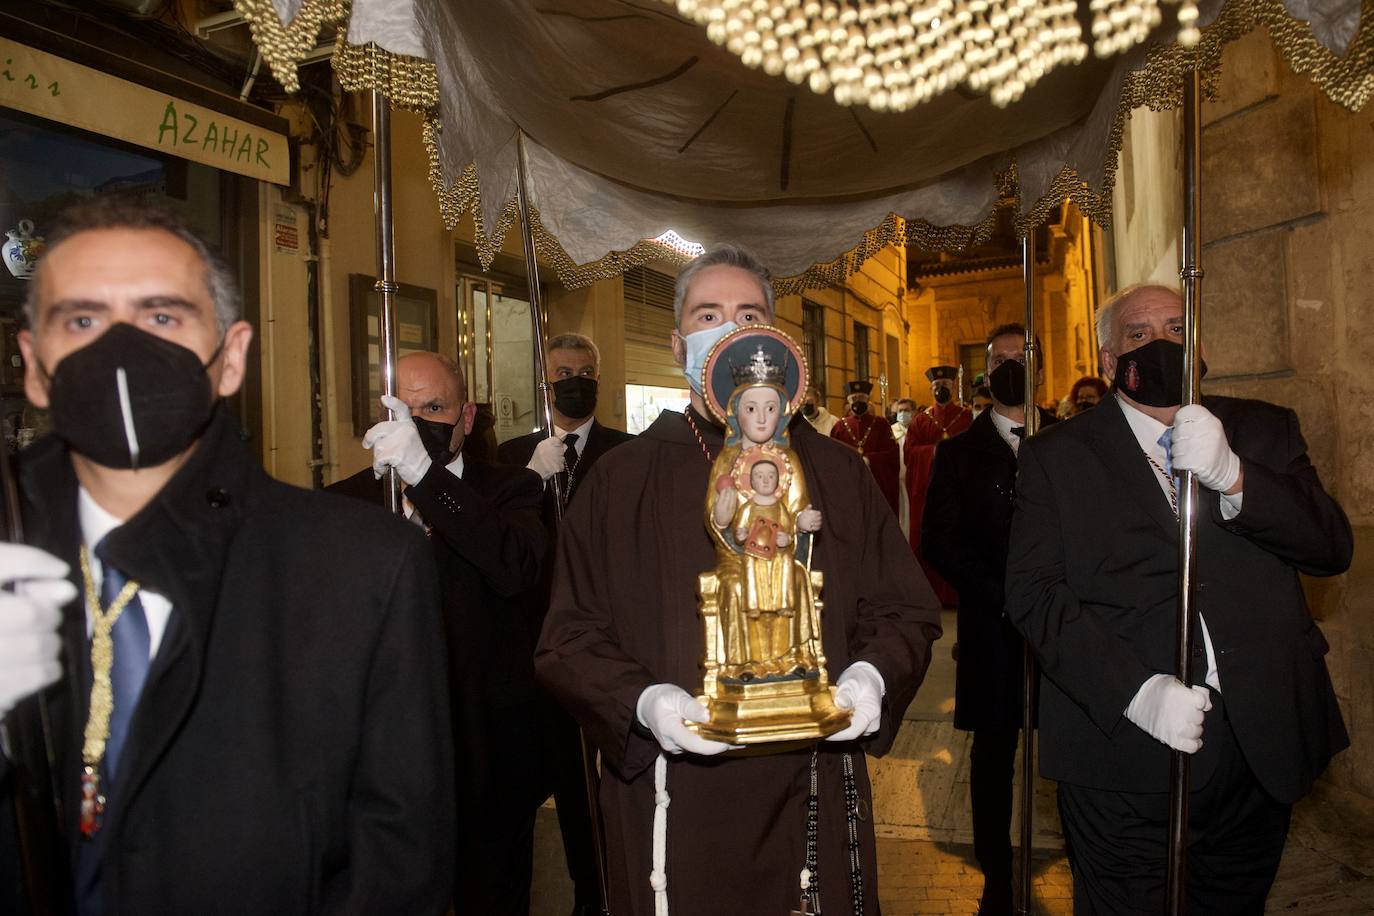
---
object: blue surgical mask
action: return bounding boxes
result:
[680,321,737,395]
[896,410,913,427]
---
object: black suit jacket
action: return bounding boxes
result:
[922,407,1054,730]
[497,419,636,797]
[327,457,547,830]
[9,409,453,914]
[497,419,637,510]
[1005,394,1352,802]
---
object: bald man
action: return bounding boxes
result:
[1006,285,1351,912]
[329,352,548,915]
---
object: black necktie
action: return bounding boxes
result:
[1011,426,1025,439]
[557,433,581,505]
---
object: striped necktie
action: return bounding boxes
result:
[1158,428,1175,477]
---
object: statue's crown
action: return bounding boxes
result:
[730,344,787,387]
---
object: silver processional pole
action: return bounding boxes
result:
[1167,63,1205,916]
[371,79,401,516]
[513,131,610,915]
[1017,231,1039,915]
[514,132,565,516]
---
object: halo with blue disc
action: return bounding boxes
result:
[701,325,808,425]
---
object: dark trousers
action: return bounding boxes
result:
[970,727,1020,885]
[1056,697,1291,915]
[457,786,537,916]
[456,703,542,916]
[545,702,602,908]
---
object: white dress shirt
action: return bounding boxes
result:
[79,487,172,661]
[989,407,1023,455]
[1117,395,1224,691]
[555,415,595,460]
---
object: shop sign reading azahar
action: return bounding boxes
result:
[1,37,288,186]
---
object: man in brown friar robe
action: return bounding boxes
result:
[830,379,901,515]
[536,245,942,916]
[904,365,972,607]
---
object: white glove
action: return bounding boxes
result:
[1125,673,1212,754]
[1171,405,1240,493]
[826,662,885,742]
[527,435,568,481]
[363,395,432,486]
[636,683,734,756]
[0,544,77,718]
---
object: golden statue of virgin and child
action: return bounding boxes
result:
[690,326,849,744]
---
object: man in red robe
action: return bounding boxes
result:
[905,366,972,606]
[830,379,901,516]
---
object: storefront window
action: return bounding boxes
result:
[457,268,538,445]
[625,384,689,435]
[0,106,230,450]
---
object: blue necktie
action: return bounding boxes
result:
[95,538,150,783]
[1158,428,1175,477]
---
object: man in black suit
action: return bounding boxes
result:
[330,350,546,915]
[497,332,633,915]
[922,323,1054,915]
[498,332,635,510]
[2,199,452,914]
[1005,284,1352,913]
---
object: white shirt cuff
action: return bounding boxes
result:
[1219,491,1244,520]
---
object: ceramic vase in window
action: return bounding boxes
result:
[4,220,45,280]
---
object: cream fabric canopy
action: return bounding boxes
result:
[238,0,1368,289]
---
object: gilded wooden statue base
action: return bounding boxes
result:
[690,675,850,744]
[692,569,850,745]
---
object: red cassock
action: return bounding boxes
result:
[830,413,901,516]
[904,402,973,606]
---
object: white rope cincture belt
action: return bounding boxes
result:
[651,753,670,916]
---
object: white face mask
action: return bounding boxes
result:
[679,321,738,395]
[896,410,913,427]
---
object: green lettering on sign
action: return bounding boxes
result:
[158,101,178,146]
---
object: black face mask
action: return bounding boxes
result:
[988,359,1027,407]
[413,416,457,464]
[1075,399,1097,412]
[1113,339,1207,408]
[552,376,598,421]
[801,403,817,418]
[850,401,869,416]
[44,323,218,470]
[933,386,952,405]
